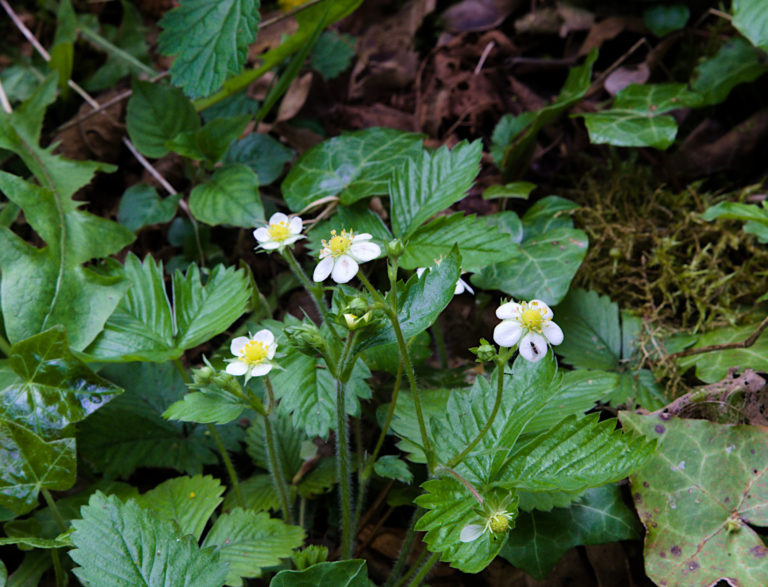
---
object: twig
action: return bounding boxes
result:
[667,316,768,360]
[121,138,177,195]
[1,0,50,59]
[584,37,649,100]
[258,0,326,29]
[473,41,495,75]
[0,78,11,113]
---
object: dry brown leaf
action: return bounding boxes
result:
[442,0,522,33]
[604,63,650,96]
[54,89,125,163]
[276,71,313,122]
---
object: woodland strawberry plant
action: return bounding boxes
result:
[1,1,768,586]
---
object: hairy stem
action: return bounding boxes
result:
[263,377,293,523]
[336,377,355,558]
[282,248,339,337]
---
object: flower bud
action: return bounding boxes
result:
[192,365,214,385]
[386,238,405,259]
[284,322,326,355]
[470,338,497,362]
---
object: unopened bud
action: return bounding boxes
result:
[386,238,405,259]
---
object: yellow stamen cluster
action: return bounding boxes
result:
[488,511,511,534]
[268,221,291,241]
[241,340,268,365]
[323,229,354,257]
[520,301,546,332]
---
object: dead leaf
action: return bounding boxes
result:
[339,103,416,132]
[557,2,595,37]
[442,0,522,33]
[579,16,644,56]
[54,89,125,163]
[276,72,313,122]
[604,63,650,96]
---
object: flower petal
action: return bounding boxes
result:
[519,332,548,362]
[266,342,277,359]
[283,235,304,246]
[288,216,303,234]
[349,241,381,262]
[416,267,427,279]
[226,361,248,376]
[542,321,563,345]
[460,524,484,543]
[331,255,359,283]
[253,329,274,346]
[253,227,270,243]
[496,301,521,319]
[313,256,334,282]
[269,212,289,225]
[249,363,273,377]
[230,336,249,355]
[493,321,523,347]
[455,277,474,295]
[529,299,553,320]
[353,233,373,241]
[260,241,281,250]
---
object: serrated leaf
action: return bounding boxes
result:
[223,474,280,512]
[733,0,768,52]
[373,455,413,484]
[159,0,261,98]
[500,485,640,580]
[0,420,76,515]
[117,185,180,232]
[0,78,135,350]
[310,31,356,80]
[70,492,229,587]
[281,127,423,211]
[676,322,768,383]
[247,412,306,481]
[203,508,304,586]
[0,326,122,438]
[164,387,246,425]
[362,331,431,374]
[126,79,201,157]
[496,414,655,492]
[414,477,514,573]
[86,255,251,362]
[400,213,517,272]
[390,140,482,239]
[516,489,585,512]
[167,115,250,165]
[482,181,535,201]
[270,559,368,587]
[389,388,453,464]
[189,164,264,227]
[690,38,767,105]
[136,475,224,541]
[223,133,294,185]
[621,412,768,587]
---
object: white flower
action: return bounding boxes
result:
[226,329,277,378]
[253,212,304,250]
[313,229,381,284]
[493,299,563,362]
[416,267,474,295]
[460,510,514,542]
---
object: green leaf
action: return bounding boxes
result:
[621,412,768,587]
[400,213,517,272]
[390,141,482,239]
[158,0,261,98]
[118,185,180,232]
[296,457,337,499]
[500,485,640,580]
[362,331,432,374]
[306,201,392,255]
[203,508,305,585]
[702,200,768,243]
[390,388,453,464]
[189,164,264,227]
[201,90,260,122]
[164,388,246,425]
[70,492,229,587]
[482,181,535,201]
[643,4,689,36]
[496,414,656,492]
[167,114,250,165]
[270,560,368,587]
[471,227,588,306]
[0,420,75,515]
[281,127,423,211]
[580,110,679,149]
[690,38,767,105]
[86,255,251,362]
[224,133,294,185]
[520,195,579,238]
[676,322,768,383]
[733,0,768,51]
[49,0,76,91]
[373,455,413,484]
[126,79,201,158]
[247,411,306,483]
[223,474,280,512]
[414,477,514,573]
[135,475,224,541]
[0,326,122,438]
[310,31,356,80]
[484,211,523,244]
[0,78,135,350]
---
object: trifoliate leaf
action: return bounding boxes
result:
[118,185,180,232]
[189,164,264,227]
[271,560,368,587]
[70,492,229,587]
[203,508,304,585]
[0,326,122,439]
[390,141,482,239]
[158,0,262,98]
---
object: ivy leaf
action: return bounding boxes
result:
[189,164,264,227]
[203,508,305,585]
[0,77,135,350]
[167,115,251,166]
[135,475,224,541]
[0,420,76,515]
[732,0,768,52]
[400,214,517,272]
[158,0,262,98]
[281,127,423,211]
[86,254,251,362]
[126,79,201,158]
[70,492,229,587]
[414,477,514,573]
[390,140,482,239]
[621,413,768,586]
[271,560,368,587]
[580,110,679,149]
[223,133,294,185]
[690,39,767,104]
[0,326,122,438]
[118,185,180,232]
[500,485,640,580]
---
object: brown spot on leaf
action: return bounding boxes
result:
[655,424,665,434]
[643,481,650,488]
[750,545,768,558]
[670,546,682,557]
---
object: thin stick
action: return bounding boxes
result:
[1,0,50,59]
[667,316,768,360]
[584,37,648,100]
[0,78,12,113]
[258,0,326,29]
[473,41,495,75]
[122,138,178,195]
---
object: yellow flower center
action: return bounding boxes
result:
[323,229,353,257]
[521,307,543,331]
[241,340,268,365]
[488,512,510,534]
[268,221,291,241]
